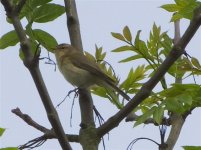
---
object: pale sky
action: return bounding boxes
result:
[0,0,201,150]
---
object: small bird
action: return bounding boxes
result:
[54,43,130,101]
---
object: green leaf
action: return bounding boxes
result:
[120,68,135,90]
[95,45,106,60]
[191,57,201,68]
[171,13,183,22]
[134,107,156,127]
[19,0,53,21]
[182,146,201,150]
[91,86,108,98]
[173,0,199,21]
[161,4,180,12]
[33,29,57,52]
[152,23,160,42]
[111,32,125,41]
[92,86,123,109]
[178,3,197,20]
[111,45,133,52]
[160,33,173,56]
[153,106,164,124]
[32,3,65,23]
[119,55,142,63]
[123,26,132,42]
[0,30,19,49]
[140,106,149,113]
[95,45,102,59]
[121,65,146,91]
[84,51,96,62]
[17,0,51,22]
[134,30,141,48]
[161,0,200,21]
[178,94,193,106]
[166,97,185,114]
[0,128,5,137]
[175,0,188,7]
[31,0,52,8]
[0,148,19,150]
[139,40,148,53]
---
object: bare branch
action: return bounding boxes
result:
[174,19,182,84]
[12,107,79,143]
[64,0,83,50]
[12,108,49,133]
[97,5,201,138]
[164,114,184,150]
[173,20,181,44]
[63,1,97,149]
[63,0,95,127]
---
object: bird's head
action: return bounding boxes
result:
[53,43,71,52]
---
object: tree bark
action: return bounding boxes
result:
[64,0,99,149]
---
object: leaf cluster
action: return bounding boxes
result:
[83,42,149,108]
[108,24,201,126]
[1,0,201,131]
[85,17,201,126]
[0,0,65,58]
[182,146,201,150]
[161,0,201,22]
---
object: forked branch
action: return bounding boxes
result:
[97,5,201,138]
[1,1,72,149]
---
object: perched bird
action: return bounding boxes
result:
[54,43,130,101]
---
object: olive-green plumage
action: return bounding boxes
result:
[54,43,130,101]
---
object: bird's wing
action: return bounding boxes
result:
[69,52,116,84]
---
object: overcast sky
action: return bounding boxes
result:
[1,0,201,150]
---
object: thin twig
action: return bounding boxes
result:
[70,95,76,127]
[93,105,107,150]
[12,108,49,133]
[11,107,79,144]
[18,135,47,150]
[127,137,160,150]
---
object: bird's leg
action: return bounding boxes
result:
[56,88,79,108]
[68,88,79,98]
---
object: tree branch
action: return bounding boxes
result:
[174,19,182,84]
[15,0,26,13]
[161,19,183,150]
[1,1,72,149]
[12,108,49,133]
[12,108,79,143]
[164,114,184,150]
[63,0,95,128]
[97,5,201,138]
[63,1,98,149]
[173,19,181,44]
[64,0,83,50]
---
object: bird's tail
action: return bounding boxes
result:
[106,82,131,101]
